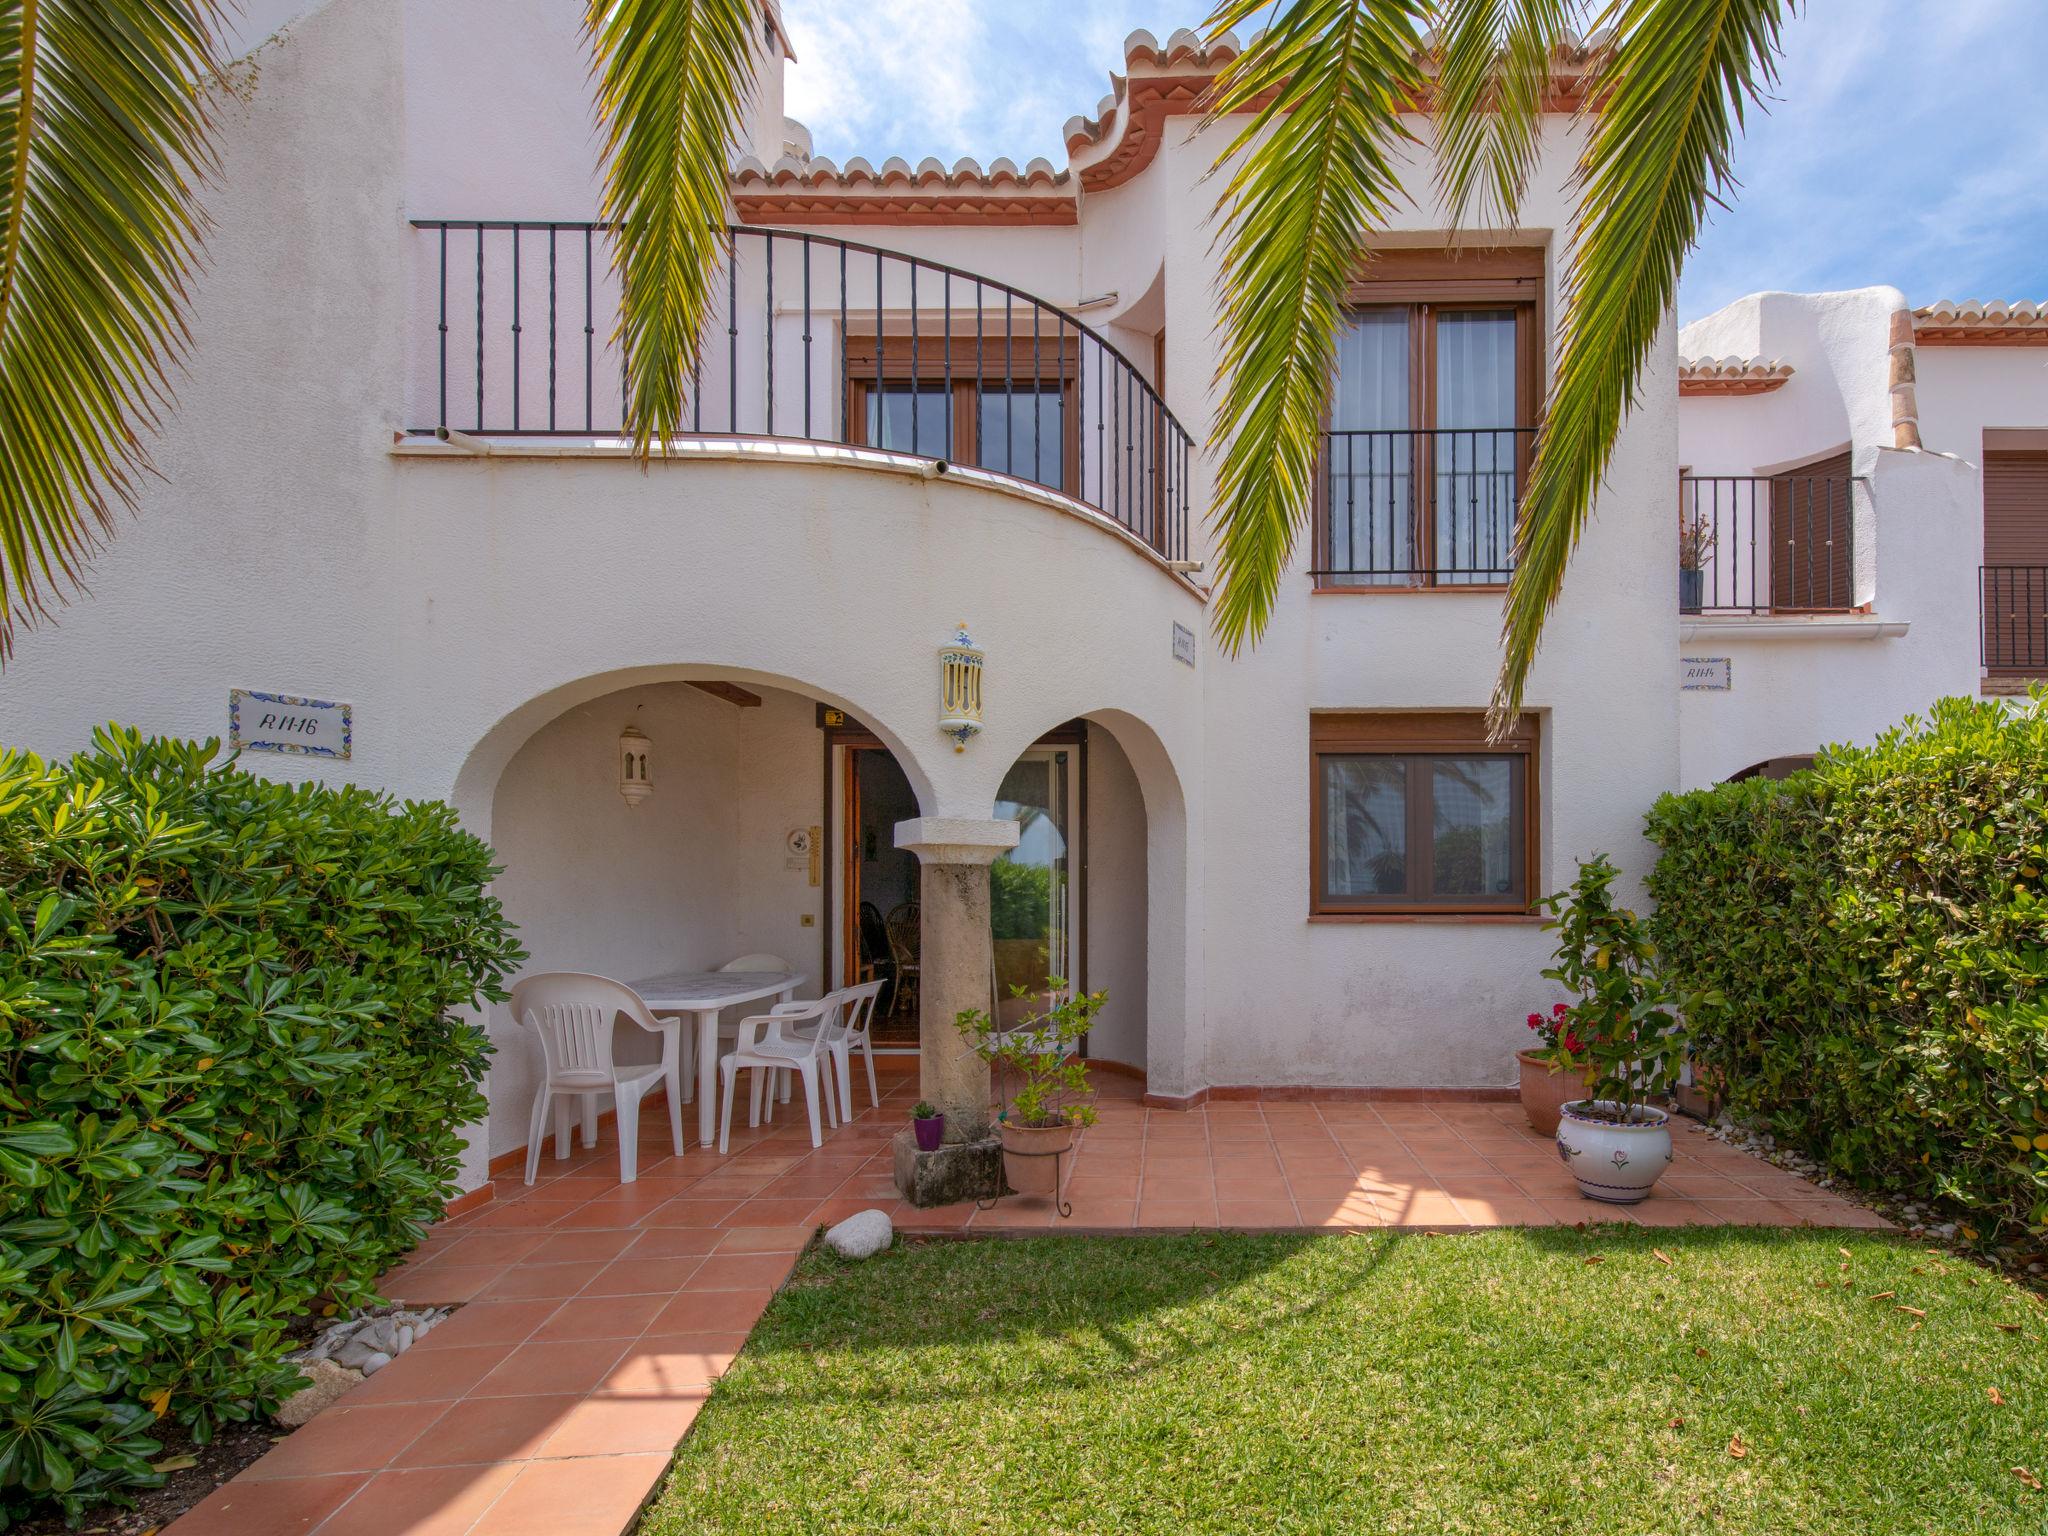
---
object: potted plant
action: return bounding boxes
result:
[1678,514,1715,613]
[956,983,1104,1197]
[1516,1001,1594,1137]
[910,1100,944,1152]
[1539,855,1699,1204]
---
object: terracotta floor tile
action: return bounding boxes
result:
[469,1200,588,1230]
[626,1227,728,1259]
[1660,1170,1755,1199]
[1216,1195,1296,1228]
[312,1463,521,1536]
[594,1333,748,1396]
[410,1300,562,1352]
[580,1255,704,1297]
[639,1197,742,1228]
[1379,1189,1467,1225]
[536,1390,708,1457]
[1450,1195,1553,1226]
[383,1263,505,1306]
[1623,1199,1722,1227]
[466,1453,670,1536]
[476,1262,601,1302]
[392,1394,584,1469]
[165,1473,368,1535]
[1430,1175,1527,1203]
[1796,1200,1892,1229]
[345,1343,515,1405]
[1137,1176,1215,1203]
[650,1286,774,1334]
[524,1230,641,1266]
[1695,1198,1803,1226]
[439,1233,551,1267]
[686,1252,797,1292]
[709,1195,816,1227]
[969,1199,1058,1230]
[1284,1171,1372,1198]
[807,1196,893,1227]
[1134,1200,1217,1228]
[242,1400,446,1480]
[712,1224,816,1254]
[1536,1197,1612,1225]
[896,1200,975,1230]
[1061,1194,1139,1227]
[473,1338,631,1398]
[531,1293,670,1342]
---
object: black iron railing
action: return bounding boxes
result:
[1983,566,2048,671]
[1311,427,1534,586]
[1679,474,1861,614]
[406,221,1192,560]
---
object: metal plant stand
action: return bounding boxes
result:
[976,1144,1072,1220]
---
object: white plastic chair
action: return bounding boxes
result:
[720,953,793,1103]
[822,979,887,1120]
[718,997,837,1153]
[511,973,684,1186]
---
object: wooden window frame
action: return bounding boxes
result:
[843,334,1081,494]
[1308,712,1540,916]
[1314,247,1545,592]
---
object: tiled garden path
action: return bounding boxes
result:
[166,1061,1884,1535]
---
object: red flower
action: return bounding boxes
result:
[1564,1032,1583,1053]
[1526,1012,1544,1029]
[1552,1002,1569,1017]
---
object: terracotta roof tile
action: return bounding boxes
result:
[1677,356,1795,396]
[1914,300,2048,346]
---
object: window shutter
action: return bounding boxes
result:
[1985,450,2048,566]
[1769,449,1854,610]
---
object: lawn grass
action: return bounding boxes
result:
[639,1226,2048,1535]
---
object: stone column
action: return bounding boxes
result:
[890,817,1017,1206]
[893,817,1018,1137]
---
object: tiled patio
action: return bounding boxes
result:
[166,1059,1884,1535]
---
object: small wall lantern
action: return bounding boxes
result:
[619,725,654,807]
[938,623,984,753]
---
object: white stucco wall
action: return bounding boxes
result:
[25,0,1995,1178]
[1676,289,1991,786]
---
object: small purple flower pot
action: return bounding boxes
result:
[913,1114,944,1152]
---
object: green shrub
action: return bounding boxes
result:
[1646,695,2048,1242]
[0,727,523,1521]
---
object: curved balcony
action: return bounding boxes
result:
[404,221,1192,560]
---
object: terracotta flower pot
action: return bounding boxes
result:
[1000,1120,1075,1197]
[912,1114,944,1152]
[1517,1048,1593,1138]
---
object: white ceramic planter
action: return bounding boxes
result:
[1555,1100,1674,1204]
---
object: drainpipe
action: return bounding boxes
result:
[1887,308,1923,450]
[435,425,497,455]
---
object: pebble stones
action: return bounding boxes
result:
[824,1208,894,1260]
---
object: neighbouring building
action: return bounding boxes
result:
[2,3,2042,1201]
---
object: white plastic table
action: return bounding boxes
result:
[629,969,803,1146]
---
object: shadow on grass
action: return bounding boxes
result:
[711,1223,1921,1414]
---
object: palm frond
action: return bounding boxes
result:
[0,0,225,658]
[587,0,759,458]
[1489,0,1790,734]
[1432,0,1580,231]
[1201,0,1431,653]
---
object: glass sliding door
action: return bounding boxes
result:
[990,748,1075,1026]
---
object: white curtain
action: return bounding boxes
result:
[1434,311,1518,584]
[1328,311,1412,583]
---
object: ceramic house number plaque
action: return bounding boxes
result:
[230,689,352,759]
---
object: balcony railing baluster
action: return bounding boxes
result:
[1678,474,1860,615]
[405,220,1193,563]
[1982,566,2048,672]
[1311,427,1532,586]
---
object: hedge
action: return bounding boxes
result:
[0,727,524,1521]
[1646,695,2048,1243]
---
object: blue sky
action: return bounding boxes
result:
[779,0,2047,323]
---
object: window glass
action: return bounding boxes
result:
[1328,309,1414,583]
[1434,310,1519,584]
[867,383,952,457]
[977,386,1065,490]
[1429,756,1518,898]
[1320,757,1408,899]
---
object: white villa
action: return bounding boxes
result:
[3,2,2045,1204]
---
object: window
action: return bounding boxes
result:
[1317,248,1543,588]
[845,336,1078,494]
[1310,713,1538,914]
